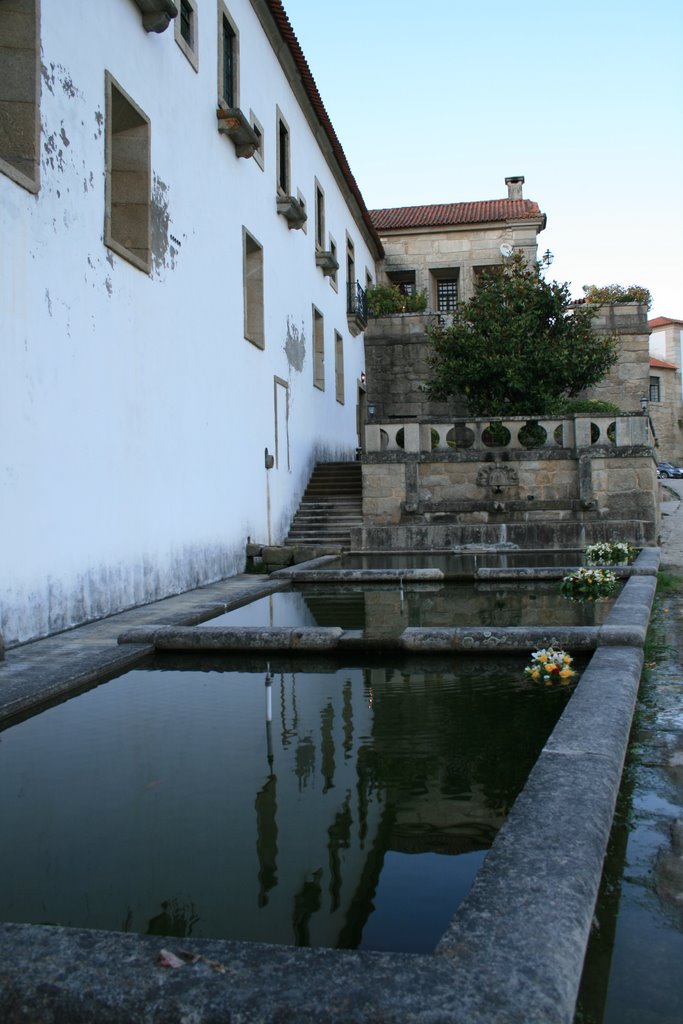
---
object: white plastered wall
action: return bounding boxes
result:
[0,0,375,644]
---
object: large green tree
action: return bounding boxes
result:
[427,253,618,417]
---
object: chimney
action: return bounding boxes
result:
[505,175,525,200]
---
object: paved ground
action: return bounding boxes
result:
[0,574,286,724]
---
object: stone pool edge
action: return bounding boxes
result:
[0,551,660,1024]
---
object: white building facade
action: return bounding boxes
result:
[0,0,381,645]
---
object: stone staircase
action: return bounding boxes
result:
[286,462,363,547]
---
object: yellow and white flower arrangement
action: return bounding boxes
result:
[525,647,577,685]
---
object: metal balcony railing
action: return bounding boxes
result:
[347,281,367,326]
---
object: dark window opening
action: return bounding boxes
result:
[649,376,661,403]
[222,17,236,107]
[180,0,192,45]
[437,277,458,314]
[278,120,289,192]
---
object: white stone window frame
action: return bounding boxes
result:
[0,0,41,194]
[314,178,326,250]
[104,71,152,274]
[275,106,291,196]
[312,305,325,391]
[174,0,199,72]
[243,227,265,349]
[346,233,356,288]
[217,2,240,110]
[250,109,264,169]
[297,188,307,234]
[328,235,338,290]
[334,330,344,405]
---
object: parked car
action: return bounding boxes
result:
[657,462,683,478]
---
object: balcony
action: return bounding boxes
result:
[315,249,339,277]
[347,281,367,336]
[133,0,177,33]
[216,105,260,158]
[277,194,307,230]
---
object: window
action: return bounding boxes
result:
[218,5,238,108]
[650,376,661,403]
[436,277,458,314]
[104,73,151,273]
[243,229,264,348]
[313,306,324,390]
[329,237,338,289]
[297,189,307,233]
[276,110,290,193]
[388,270,417,297]
[346,236,355,288]
[334,331,344,404]
[0,0,40,192]
[315,180,325,248]
[174,0,198,71]
[250,111,264,169]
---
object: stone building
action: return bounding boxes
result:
[648,317,683,463]
[370,175,547,312]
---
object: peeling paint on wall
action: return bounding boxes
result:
[151,175,178,277]
[284,317,306,373]
[41,61,79,100]
[94,109,103,139]
[45,290,53,317]
[42,130,66,173]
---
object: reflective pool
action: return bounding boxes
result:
[206,581,618,632]
[0,656,574,952]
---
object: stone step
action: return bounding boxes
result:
[286,461,362,548]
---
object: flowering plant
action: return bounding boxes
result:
[584,541,635,566]
[561,566,618,600]
[525,647,576,685]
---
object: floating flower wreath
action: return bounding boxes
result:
[525,647,577,685]
[561,566,618,600]
[584,541,635,566]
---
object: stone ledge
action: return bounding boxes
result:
[117,625,344,650]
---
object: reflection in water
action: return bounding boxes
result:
[0,659,573,952]
[208,582,618,633]
[145,898,200,937]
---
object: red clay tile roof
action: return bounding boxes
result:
[369,200,546,232]
[649,317,683,328]
[265,2,383,258]
[650,356,678,370]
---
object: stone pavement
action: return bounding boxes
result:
[0,575,287,724]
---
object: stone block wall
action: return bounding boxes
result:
[379,223,542,305]
[361,447,659,546]
[365,303,652,424]
[364,314,466,421]
[580,303,650,413]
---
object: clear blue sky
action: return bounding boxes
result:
[283,0,682,319]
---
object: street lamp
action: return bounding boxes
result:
[541,249,554,268]
[640,394,649,414]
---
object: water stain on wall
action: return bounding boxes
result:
[284,318,306,373]
[151,175,178,277]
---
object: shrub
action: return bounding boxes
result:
[367,284,428,316]
[582,283,652,311]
